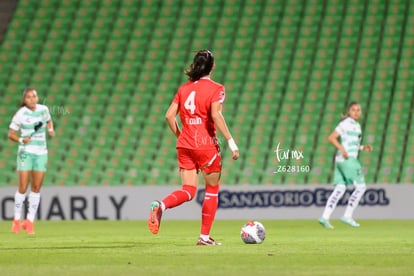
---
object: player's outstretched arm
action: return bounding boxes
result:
[211,101,239,160]
[165,102,181,138]
[47,120,55,137]
[360,145,373,152]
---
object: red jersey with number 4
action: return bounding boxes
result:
[173,78,225,150]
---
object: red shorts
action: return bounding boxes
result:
[177,147,222,173]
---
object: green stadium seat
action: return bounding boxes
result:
[0,0,413,186]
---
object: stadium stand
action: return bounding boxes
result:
[0,0,413,186]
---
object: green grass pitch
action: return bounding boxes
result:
[0,220,413,276]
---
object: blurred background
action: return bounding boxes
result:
[0,0,413,187]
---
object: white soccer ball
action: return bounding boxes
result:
[240,221,266,244]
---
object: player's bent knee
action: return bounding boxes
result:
[336,184,346,193]
[355,184,366,193]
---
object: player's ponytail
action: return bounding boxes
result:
[185,50,214,81]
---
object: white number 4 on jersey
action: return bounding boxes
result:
[184,91,196,114]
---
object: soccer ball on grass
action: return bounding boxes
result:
[240,221,266,244]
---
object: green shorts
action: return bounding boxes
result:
[17,151,48,172]
[334,157,365,186]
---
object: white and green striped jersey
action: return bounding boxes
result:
[9,104,52,155]
[334,117,362,162]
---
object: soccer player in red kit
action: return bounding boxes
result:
[147,50,239,245]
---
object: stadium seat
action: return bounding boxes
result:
[0,0,413,186]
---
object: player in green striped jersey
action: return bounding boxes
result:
[8,88,55,234]
[319,102,373,229]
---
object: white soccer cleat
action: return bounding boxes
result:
[318,217,334,229]
[340,216,360,227]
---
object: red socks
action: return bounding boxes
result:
[201,184,219,236]
[161,183,220,237]
[162,185,196,209]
